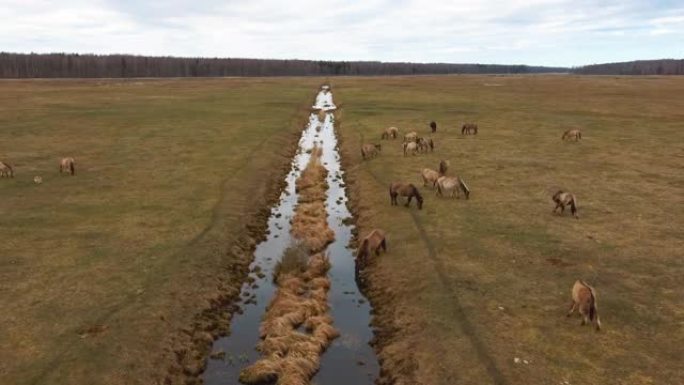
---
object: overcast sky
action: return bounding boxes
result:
[0,0,682,67]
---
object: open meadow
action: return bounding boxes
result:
[0,77,322,385]
[1,75,682,385]
[334,75,684,385]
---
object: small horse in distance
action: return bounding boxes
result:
[436,175,470,199]
[0,161,14,178]
[356,229,387,264]
[462,123,478,135]
[421,160,448,188]
[430,121,437,133]
[567,280,602,331]
[562,129,582,141]
[389,182,424,210]
[361,144,382,160]
[552,190,578,218]
[381,126,399,140]
[60,157,76,175]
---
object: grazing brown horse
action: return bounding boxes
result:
[356,229,387,263]
[361,144,381,160]
[416,137,429,153]
[404,131,418,143]
[389,182,423,209]
[567,280,601,331]
[60,157,76,175]
[430,121,437,133]
[403,141,418,156]
[562,128,582,141]
[381,126,399,140]
[421,160,448,188]
[436,175,470,199]
[552,190,578,218]
[0,161,14,178]
[461,123,478,135]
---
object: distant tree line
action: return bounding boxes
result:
[572,59,684,75]
[0,52,567,78]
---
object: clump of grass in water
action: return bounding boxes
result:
[273,242,309,283]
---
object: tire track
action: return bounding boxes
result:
[353,124,508,385]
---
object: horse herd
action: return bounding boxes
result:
[357,122,601,331]
[0,157,76,180]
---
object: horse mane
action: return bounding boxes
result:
[459,178,470,199]
[356,238,370,260]
[569,194,578,215]
[552,190,563,201]
[70,161,75,175]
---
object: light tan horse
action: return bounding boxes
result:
[404,131,418,143]
[436,175,470,199]
[0,161,14,178]
[381,126,399,140]
[567,280,601,331]
[361,144,381,160]
[462,123,478,135]
[403,141,418,156]
[60,157,76,175]
[389,182,423,210]
[356,229,387,263]
[421,160,448,188]
[552,190,578,218]
[562,128,582,141]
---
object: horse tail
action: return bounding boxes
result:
[578,131,582,139]
[459,178,470,199]
[570,195,578,217]
[70,161,75,175]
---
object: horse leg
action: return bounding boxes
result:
[405,195,412,207]
[567,301,577,317]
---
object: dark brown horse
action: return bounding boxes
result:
[389,182,423,209]
[552,190,578,218]
[0,161,14,178]
[462,123,478,135]
[356,229,387,263]
[430,121,437,133]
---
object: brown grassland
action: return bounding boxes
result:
[1,75,683,385]
[0,77,322,385]
[334,75,684,385]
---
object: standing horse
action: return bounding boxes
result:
[403,141,418,156]
[389,182,423,210]
[356,229,387,263]
[416,137,430,153]
[552,190,578,218]
[462,123,478,135]
[0,161,14,178]
[567,280,601,331]
[430,121,437,133]
[361,144,382,160]
[421,160,448,188]
[436,176,470,199]
[562,129,582,141]
[60,157,76,175]
[381,126,399,140]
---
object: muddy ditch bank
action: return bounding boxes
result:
[336,115,419,385]
[160,111,309,385]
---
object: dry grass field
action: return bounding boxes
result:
[335,75,684,385]
[1,75,682,385]
[0,77,321,385]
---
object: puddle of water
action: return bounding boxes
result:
[202,87,377,385]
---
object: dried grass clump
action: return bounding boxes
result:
[241,140,341,385]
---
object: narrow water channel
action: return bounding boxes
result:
[203,87,378,384]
